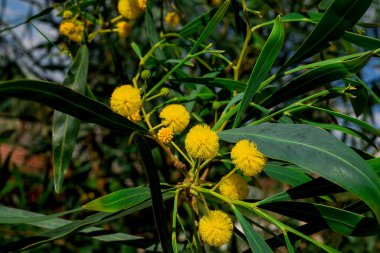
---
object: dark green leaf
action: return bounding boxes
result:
[189,0,231,54]
[136,137,173,253]
[53,45,89,193]
[178,9,217,37]
[264,164,312,186]
[231,205,274,253]
[343,31,380,50]
[265,51,374,107]
[260,201,380,236]
[83,187,152,212]
[280,0,373,71]
[145,1,165,60]
[219,123,380,222]
[0,80,146,133]
[177,77,246,92]
[234,15,284,127]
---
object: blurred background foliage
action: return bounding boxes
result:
[0,0,379,252]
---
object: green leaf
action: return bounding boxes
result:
[231,205,274,253]
[0,80,146,133]
[0,191,174,251]
[177,77,246,92]
[136,137,173,253]
[343,31,380,50]
[304,105,380,136]
[53,45,89,193]
[189,0,231,54]
[178,8,217,37]
[234,15,284,127]
[264,51,374,107]
[299,119,377,149]
[0,7,54,33]
[131,42,143,59]
[218,123,380,222]
[264,164,312,186]
[145,1,165,60]
[280,0,373,71]
[83,187,153,212]
[260,201,380,236]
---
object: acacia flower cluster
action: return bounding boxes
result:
[199,210,233,247]
[110,84,142,122]
[59,11,85,43]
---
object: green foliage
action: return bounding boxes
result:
[0,0,379,252]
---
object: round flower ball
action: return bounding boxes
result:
[165,12,180,27]
[116,21,132,38]
[59,21,75,36]
[185,124,219,160]
[199,210,233,247]
[219,173,249,200]
[110,84,142,120]
[118,0,143,20]
[159,104,190,133]
[231,139,267,176]
[157,127,173,145]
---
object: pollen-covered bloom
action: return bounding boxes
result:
[199,210,233,247]
[116,21,132,38]
[159,104,190,133]
[165,12,180,27]
[129,110,141,123]
[137,0,147,10]
[118,0,143,19]
[68,24,84,43]
[59,21,75,36]
[231,140,267,176]
[110,85,142,120]
[157,127,173,144]
[219,173,249,200]
[185,125,219,160]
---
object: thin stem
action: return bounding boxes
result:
[110,15,123,23]
[211,167,238,191]
[233,25,252,81]
[172,189,180,252]
[199,193,210,214]
[151,122,165,131]
[171,141,194,167]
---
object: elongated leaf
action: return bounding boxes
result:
[136,137,172,253]
[304,105,380,136]
[53,45,89,193]
[0,7,54,33]
[264,164,312,186]
[258,158,380,205]
[260,201,380,236]
[83,187,152,212]
[280,0,373,71]
[177,77,246,92]
[231,205,274,253]
[234,16,284,127]
[0,80,146,133]
[178,8,217,37]
[219,123,380,222]
[264,51,374,107]
[189,0,231,54]
[1,191,174,252]
[343,31,380,50]
[145,1,165,60]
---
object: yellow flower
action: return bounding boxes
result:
[63,10,73,19]
[211,0,222,6]
[185,124,219,160]
[199,210,233,247]
[159,104,190,133]
[59,21,75,36]
[165,12,180,27]
[68,25,84,43]
[157,127,173,144]
[138,0,147,10]
[231,140,267,176]
[110,85,142,120]
[219,173,249,200]
[118,0,143,19]
[129,110,141,123]
[116,21,132,38]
